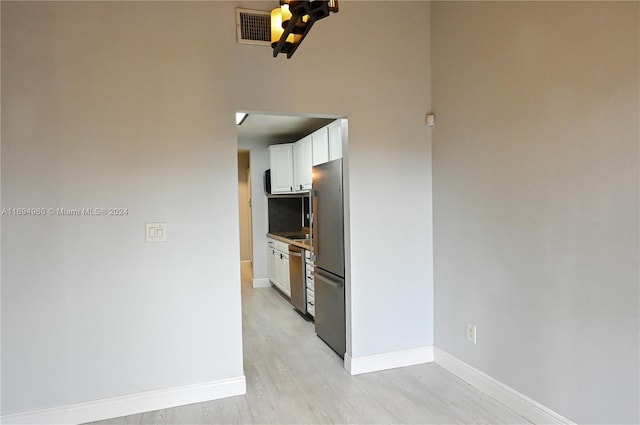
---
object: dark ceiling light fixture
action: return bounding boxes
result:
[271,0,338,59]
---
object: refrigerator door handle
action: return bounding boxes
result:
[312,192,318,256]
[314,269,343,288]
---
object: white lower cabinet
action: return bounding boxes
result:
[268,246,278,285]
[276,251,290,296]
[267,237,291,297]
[282,254,290,295]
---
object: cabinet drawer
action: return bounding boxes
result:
[307,304,315,317]
[306,266,314,278]
[276,240,289,253]
[306,289,315,304]
[267,237,289,254]
[306,278,314,291]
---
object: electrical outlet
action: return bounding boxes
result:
[466,323,477,344]
[426,113,436,127]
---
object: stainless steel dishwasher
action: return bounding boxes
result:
[288,245,306,314]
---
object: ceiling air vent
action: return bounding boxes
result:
[236,8,271,46]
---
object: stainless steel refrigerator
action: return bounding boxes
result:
[312,159,345,357]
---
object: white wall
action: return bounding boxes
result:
[1,1,244,416]
[2,0,434,418]
[431,2,639,423]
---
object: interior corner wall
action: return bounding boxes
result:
[431,2,639,424]
[1,1,244,417]
[235,1,433,359]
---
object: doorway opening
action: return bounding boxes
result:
[235,110,351,365]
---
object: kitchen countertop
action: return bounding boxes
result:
[267,231,313,251]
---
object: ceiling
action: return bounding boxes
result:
[236,113,335,146]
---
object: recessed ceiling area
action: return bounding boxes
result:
[236,113,335,146]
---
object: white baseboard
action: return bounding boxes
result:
[434,348,574,424]
[345,345,433,375]
[1,375,246,425]
[252,277,271,288]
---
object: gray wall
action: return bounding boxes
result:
[431,2,639,423]
[2,0,434,415]
[1,1,246,415]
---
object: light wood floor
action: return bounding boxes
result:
[88,267,530,425]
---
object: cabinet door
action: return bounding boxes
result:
[293,135,313,191]
[282,254,291,296]
[311,127,329,166]
[268,247,278,284]
[276,251,286,294]
[328,120,343,161]
[269,144,294,193]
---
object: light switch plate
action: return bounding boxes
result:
[146,223,167,242]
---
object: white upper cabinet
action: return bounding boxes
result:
[269,121,344,194]
[328,120,343,161]
[293,135,312,191]
[269,144,294,193]
[311,127,329,166]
